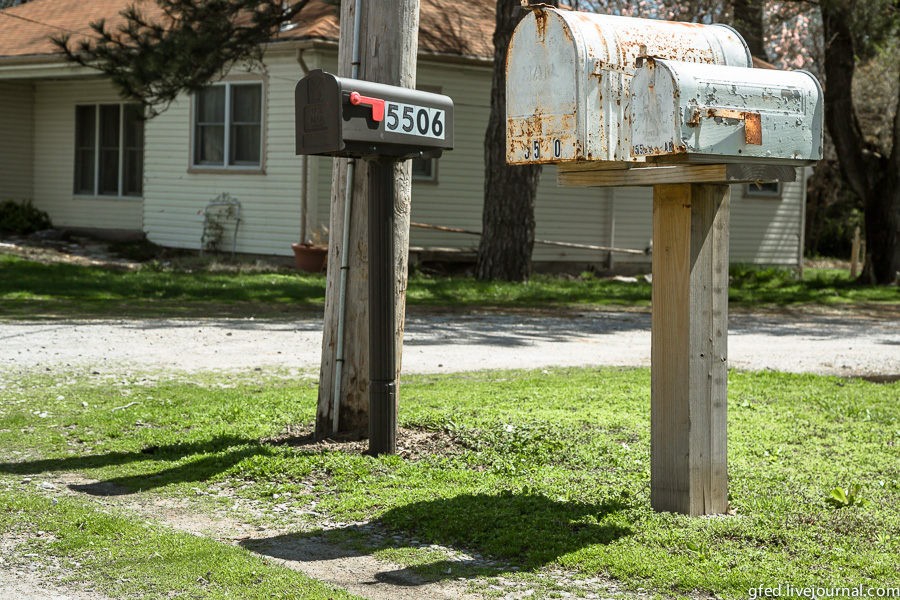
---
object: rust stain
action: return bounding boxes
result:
[534,10,550,41]
[560,18,573,43]
[559,113,576,130]
[707,107,743,120]
[506,115,545,139]
[744,112,762,145]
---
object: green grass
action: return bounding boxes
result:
[728,264,899,307]
[0,253,327,319]
[1,252,897,319]
[2,367,899,598]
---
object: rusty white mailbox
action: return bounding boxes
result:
[629,58,823,164]
[506,7,752,165]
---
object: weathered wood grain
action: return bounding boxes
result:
[650,183,729,516]
[558,163,796,187]
[317,0,419,437]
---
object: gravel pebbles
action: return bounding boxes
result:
[1,310,897,377]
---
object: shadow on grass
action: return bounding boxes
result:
[0,435,271,495]
[243,492,633,584]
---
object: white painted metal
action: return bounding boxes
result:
[506,7,752,165]
[629,58,823,164]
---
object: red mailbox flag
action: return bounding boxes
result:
[349,91,385,122]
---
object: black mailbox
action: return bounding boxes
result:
[295,70,454,159]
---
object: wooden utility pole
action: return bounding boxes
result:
[316,0,420,436]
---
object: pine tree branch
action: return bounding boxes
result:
[52,0,313,117]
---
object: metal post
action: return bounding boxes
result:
[367,157,398,456]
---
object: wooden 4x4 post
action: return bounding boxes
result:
[558,162,795,515]
[651,181,730,516]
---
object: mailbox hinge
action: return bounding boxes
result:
[688,107,762,145]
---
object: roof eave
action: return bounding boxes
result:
[0,37,493,79]
[271,37,493,68]
[0,53,102,79]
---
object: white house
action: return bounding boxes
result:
[0,0,807,271]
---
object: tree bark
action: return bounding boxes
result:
[316,0,419,436]
[821,3,900,284]
[732,0,767,61]
[476,0,556,282]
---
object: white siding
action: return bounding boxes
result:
[607,178,804,267]
[31,79,142,230]
[409,60,492,252]
[730,179,803,266]
[142,49,307,254]
[0,82,34,202]
[534,167,615,263]
[607,187,654,265]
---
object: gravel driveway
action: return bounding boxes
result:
[2,310,898,377]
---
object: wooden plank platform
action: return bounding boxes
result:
[557,162,797,188]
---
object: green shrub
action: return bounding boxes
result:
[0,200,52,234]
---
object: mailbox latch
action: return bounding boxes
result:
[688,107,762,145]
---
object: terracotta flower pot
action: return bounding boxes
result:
[291,243,328,273]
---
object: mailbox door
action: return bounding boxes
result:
[295,71,344,156]
[506,9,583,166]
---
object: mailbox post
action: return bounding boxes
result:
[507,6,823,516]
[296,70,454,455]
[367,156,399,455]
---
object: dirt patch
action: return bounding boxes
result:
[847,374,900,384]
[0,497,114,600]
[40,473,495,600]
[0,234,141,270]
[264,426,466,461]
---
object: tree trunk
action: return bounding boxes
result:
[476,0,556,282]
[316,0,419,436]
[732,0,767,61]
[821,3,900,285]
[861,169,900,283]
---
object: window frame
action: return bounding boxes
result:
[73,103,144,198]
[189,79,266,174]
[411,84,441,184]
[745,182,782,199]
[411,155,439,183]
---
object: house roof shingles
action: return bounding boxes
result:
[0,0,163,59]
[0,0,495,63]
[0,0,776,71]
